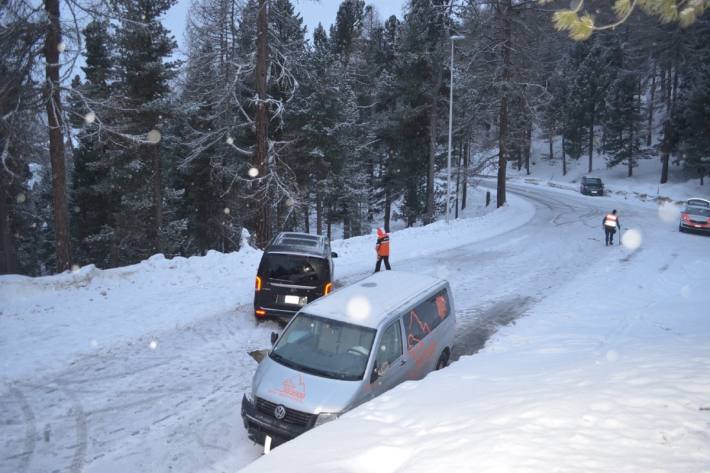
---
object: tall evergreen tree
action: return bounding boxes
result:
[111,0,180,262]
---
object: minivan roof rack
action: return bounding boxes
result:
[267,232,329,257]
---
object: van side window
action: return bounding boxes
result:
[405,289,450,349]
[375,322,403,371]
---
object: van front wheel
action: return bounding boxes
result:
[436,350,450,370]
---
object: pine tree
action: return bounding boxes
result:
[111,0,180,263]
[69,20,118,267]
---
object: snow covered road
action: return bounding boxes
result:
[3,184,708,473]
[243,185,710,473]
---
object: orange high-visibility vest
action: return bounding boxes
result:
[604,214,618,227]
[376,234,390,257]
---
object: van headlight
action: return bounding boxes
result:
[314,412,339,427]
[244,389,255,404]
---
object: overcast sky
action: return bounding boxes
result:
[163,0,408,56]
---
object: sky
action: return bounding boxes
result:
[163,0,408,56]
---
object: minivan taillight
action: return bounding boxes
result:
[255,276,262,291]
[681,213,689,221]
[324,282,333,295]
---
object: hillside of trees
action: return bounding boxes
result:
[1,0,709,275]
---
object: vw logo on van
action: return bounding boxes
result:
[274,405,286,420]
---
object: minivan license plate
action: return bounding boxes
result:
[284,295,303,305]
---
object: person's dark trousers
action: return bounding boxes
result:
[604,227,615,245]
[375,256,391,272]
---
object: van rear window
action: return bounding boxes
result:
[405,290,451,349]
[259,254,327,286]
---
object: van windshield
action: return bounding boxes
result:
[260,253,327,286]
[270,314,376,381]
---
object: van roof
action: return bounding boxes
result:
[266,232,329,258]
[302,271,446,329]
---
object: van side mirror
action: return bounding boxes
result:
[270,332,278,345]
[331,251,338,258]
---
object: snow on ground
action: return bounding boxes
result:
[241,186,710,473]
[507,137,709,203]
[1,188,539,473]
[0,188,522,381]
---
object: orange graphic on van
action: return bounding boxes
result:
[270,374,306,402]
[410,340,438,370]
[435,294,448,319]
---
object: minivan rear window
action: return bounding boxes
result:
[259,253,328,286]
[584,178,602,185]
[270,314,376,381]
[405,290,451,349]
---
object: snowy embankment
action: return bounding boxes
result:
[0,189,532,383]
[241,193,710,472]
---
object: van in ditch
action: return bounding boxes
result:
[253,232,337,321]
[241,270,455,446]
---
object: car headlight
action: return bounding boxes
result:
[314,412,339,427]
[244,389,254,404]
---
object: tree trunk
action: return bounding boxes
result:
[303,199,309,233]
[496,0,511,208]
[588,101,595,174]
[548,132,553,161]
[151,144,164,254]
[461,141,468,210]
[562,135,567,176]
[327,210,332,241]
[0,189,18,275]
[384,190,391,233]
[647,62,656,146]
[660,119,671,184]
[665,65,672,111]
[672,65,678,107]
[315,190,322,235]
[44,0,72,272]
[255,0,271,248]
[525,122,531,175]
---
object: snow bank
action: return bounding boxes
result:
[0,248,263,380]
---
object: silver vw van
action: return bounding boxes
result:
[241,270,455,446]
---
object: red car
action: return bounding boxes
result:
[679,198,710,235]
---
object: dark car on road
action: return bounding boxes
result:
[679,198,710,235]
[253,232,337,321]
[580,176,605,196]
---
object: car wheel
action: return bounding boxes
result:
[436,350,450,370]
[679,225,685,233]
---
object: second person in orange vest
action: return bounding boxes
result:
[374,227,391,272]
[603,209,621,246]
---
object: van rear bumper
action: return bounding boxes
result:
[241,395,308,446]
[254,306,298,321]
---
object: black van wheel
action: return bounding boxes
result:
[436,349,450,370]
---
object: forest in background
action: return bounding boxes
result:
[1,0,709,276]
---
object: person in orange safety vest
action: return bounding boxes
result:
[603,209,621,246]
[374,227,391,272]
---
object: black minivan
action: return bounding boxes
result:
[253,232,337,321]
[580,176,605,196]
